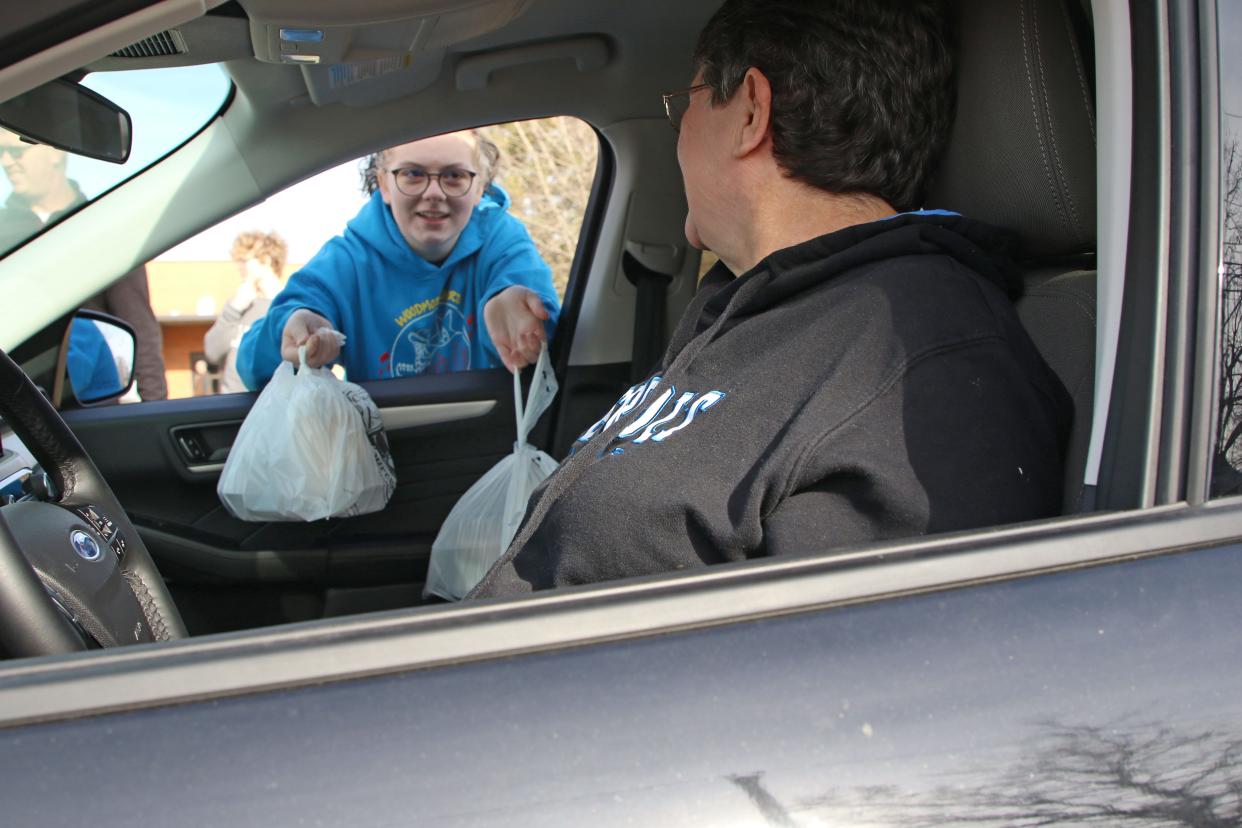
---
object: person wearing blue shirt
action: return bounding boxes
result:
[66,318,121,402]
[236,130,559,387]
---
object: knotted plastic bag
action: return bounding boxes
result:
[424,344,558,600]
[217,342,397,522]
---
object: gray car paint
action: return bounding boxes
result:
[2,544,1239,826]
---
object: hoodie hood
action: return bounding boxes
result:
[675,213,1023,359]
[343,182,514,275]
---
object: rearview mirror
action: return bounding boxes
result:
[66,311,135,405]
[0,78,131,164]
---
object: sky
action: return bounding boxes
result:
[156,158,368,264]
[1222,2,1242,137]
[7,5,1242,266]
[0,63,369,264]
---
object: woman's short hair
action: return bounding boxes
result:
[692,0,955,213]
[230,230,288,273]
[360,129,502,196]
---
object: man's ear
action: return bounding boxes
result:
[732,67,773,158]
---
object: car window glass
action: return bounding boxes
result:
[1213,1,1242,498]
[0,65,230,257]
[154,117,597,397]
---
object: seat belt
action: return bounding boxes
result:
[622,250,674,383]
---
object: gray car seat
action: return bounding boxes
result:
[929,0,1098,512]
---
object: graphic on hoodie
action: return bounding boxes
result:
[388,292,472,376]
[574,374,727,454]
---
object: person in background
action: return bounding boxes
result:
[235,129,558,388]
[204,230,288,394]
[0,128,168,400]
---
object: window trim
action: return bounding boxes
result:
[547,124,613,381]
[1,498,1240,729]
[1193,0,1223,504]
[1098,0,1175,510]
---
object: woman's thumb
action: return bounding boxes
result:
[526,291,549,320]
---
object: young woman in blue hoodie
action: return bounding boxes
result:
[236,130,559,388]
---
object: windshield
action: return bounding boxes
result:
[0,64,231,257]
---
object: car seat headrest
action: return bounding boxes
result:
[928,0,1096,259]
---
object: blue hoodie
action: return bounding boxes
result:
[236,184,558,388]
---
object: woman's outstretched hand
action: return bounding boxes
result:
[484,286,550,372]
[281,308,342,368]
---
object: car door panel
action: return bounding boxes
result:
[2,535,1240,826]
[58,360,636,629]
[59,369,519,622]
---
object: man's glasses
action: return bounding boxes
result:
[662,83,711,132]
[0,144,31,161]
[388,167,478,198]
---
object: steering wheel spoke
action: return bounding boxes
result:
[0,345,185,658]
[2,501,155,651]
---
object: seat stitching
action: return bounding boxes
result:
[121,569,172,642]
[1032,0,1080,239]
[1020,0,1067,234]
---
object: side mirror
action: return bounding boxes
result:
[0,78,132,164]
[66,311,135,405]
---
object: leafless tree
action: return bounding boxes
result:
[778,720,1242,828]
[483,118,599,298]
[1215,132,1242,493]
[905,721,1242,827]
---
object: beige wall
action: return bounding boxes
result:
[146,261,296,399]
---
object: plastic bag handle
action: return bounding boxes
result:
[512,365,525,445]
[294,330,347,375]
[513,343,554,446]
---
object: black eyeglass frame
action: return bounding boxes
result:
[0,142,33,160]
[662,83,712,132]
[387,167,479,198]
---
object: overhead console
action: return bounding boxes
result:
[240,0,533,105]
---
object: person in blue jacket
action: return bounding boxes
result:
[66,318,122,403]
[236,130,559,387]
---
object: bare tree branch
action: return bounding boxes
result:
[482,118,599,297]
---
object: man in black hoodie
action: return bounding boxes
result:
[470,0,1072,596]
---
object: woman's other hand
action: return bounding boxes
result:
[484,286,550,372]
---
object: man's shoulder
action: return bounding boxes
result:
[805,248,1025,359]
[820,247,1003,313]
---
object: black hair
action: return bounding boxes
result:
[692,0,955,212]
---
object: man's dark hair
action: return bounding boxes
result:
[692,0,955,212]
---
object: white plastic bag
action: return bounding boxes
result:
[424,344,559,600]
[217,343,397,522]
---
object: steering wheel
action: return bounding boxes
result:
[0,346,186,657]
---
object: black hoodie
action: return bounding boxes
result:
[471,213,1073,597]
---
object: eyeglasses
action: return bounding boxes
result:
[662,83,711,132]
[388,167,478,198]
[0,143,31,161]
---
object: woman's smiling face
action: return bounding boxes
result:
[377,133,485,264]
